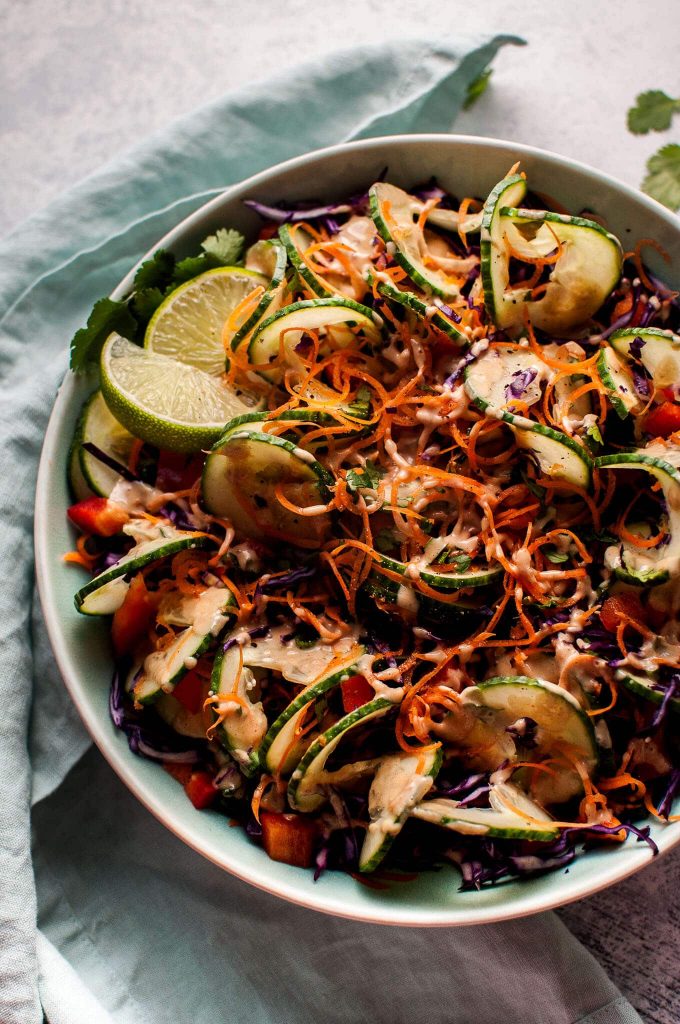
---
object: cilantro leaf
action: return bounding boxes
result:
[346,460,383,492]
[374,528,397,553]
[586,423,603,444]
[70,229,246,373]
[432,548,472,571]
[345,384,373,420]
[172,252,223,285]
[69,297,137,371]
[133,249,176,291]
[201,228,245,265]
[131,286,166,323]
[642,143,680,211]
[627,90,680,135]
[520,469,546,502]
[464,69,492,111]
[544,547,569,564]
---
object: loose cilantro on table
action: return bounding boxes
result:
[463,69,492,110]
[627,90,680,135]
[642,144,680,212]
[626,90,680,211]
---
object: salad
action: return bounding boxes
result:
[64,165,680,888]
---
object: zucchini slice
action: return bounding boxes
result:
[77,390,137,497]
[616,670,680,716]
[493,208,623,334]
[155,691,208,739]
[411,783,559,841]
[376,553,503,591]
[259,647,367,775]
[513,421,592,488]
[609,327,680,391]
[596,345,643,420]
[480,173,528,327]
[278,223,334,298]
[74,527,215,615]
[462,676,598,804]
[359,747,442,873]
[68,425,94,502]
[464,346,592,487]
[133,587,234,705]
[596,443,680,584]
[288,697,393,812]
[210,641,268,773]
[369,182,468,299]
[373,277,468,346]
[248,297,380,381]
[227,240,288,351]
[425,207,483,235]
[201,428,333,543]
[464,344,545,413]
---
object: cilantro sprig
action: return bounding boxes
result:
[626,89,680,211]
[69,228,245,372]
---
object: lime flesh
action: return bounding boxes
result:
[144,266,266,376]
[101,333,253,453]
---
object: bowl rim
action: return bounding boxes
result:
[35,132,680,927]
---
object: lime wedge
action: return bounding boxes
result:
[144,266,266,376]
[101,333,253,453]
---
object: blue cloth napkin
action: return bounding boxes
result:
[0,34,643,1024]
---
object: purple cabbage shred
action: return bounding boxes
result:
[433,298,462,323]
[81,442,140,483]
[256,565,316,594]
[244,199,352,224]
[505,368,537,401]
[649,676,679,731]
[657,769,680,819]
[443,350,476,389]
[109,666,203,763]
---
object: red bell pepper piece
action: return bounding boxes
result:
[258,223,279,241]
[172,667,206,715]
[341,674,374,714]
[645,401,680,439]
[163,762,194,786]
[67,497,129,537]
[184,770,218,810]
[111,574,158,656]
[600,592,647,634]
[260,812,317,868]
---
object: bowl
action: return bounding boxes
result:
[35,134,680,926]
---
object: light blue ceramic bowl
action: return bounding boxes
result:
[35,135,680,926]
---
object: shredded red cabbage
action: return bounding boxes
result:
[244,199,352,224]
[505,368,538,401]
[109,666,203,763]
[657,769,680,819]
[81,441,140,483]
